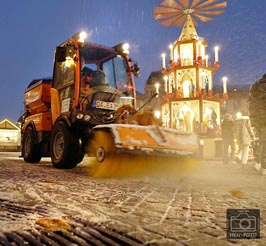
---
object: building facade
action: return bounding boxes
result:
[222,84,251,118]
[0,119,21,151]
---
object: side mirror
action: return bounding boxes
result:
[132,63,140,78]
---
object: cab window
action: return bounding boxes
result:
[53,46,76,112]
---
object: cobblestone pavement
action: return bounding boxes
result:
[0,152,265,245]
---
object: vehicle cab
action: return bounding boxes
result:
[52,32,140,126]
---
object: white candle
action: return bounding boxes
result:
[155,83,160,94]
[169,44,173,61]
[161,53,166,68]
[214,46,219,62]
[205,55,209,67]
[174,48,178,62]
[197,41,201,57]
[164,76,168,92]
[223,77,227,93]
[201,45,205,58]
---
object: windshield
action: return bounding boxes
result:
[80,47,134,110]
[102,56,134,100]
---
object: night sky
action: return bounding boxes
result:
[0,0,265,122]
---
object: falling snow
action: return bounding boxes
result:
[0,0,266,121]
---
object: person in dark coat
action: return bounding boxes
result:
[221,113,235,164]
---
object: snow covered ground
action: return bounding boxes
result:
[0,152,266,245]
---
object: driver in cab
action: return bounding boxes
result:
[81,57,94,93]
[80,57,106,91]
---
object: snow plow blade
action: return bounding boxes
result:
[86,124,200,177]
[93,124,199,158]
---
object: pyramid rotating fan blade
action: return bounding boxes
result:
[196,2,227,10]
[154,0,227,26]
[197,10,225,16]
[153,6,183,16]
[160,0,184,10]
[193,13,214,23]
[160,14,186,27]
[191,0,202,8]
[178,0,190,8]
[196,0,219,8]
[190,15,199,27]
[154,11,183,21]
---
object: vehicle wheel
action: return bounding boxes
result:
[50,121,80,169]
[22,126,41,163]
[73,136,84,164]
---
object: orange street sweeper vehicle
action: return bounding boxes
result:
[21,32,199,171]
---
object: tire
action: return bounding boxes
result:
[22,126,41,163]
[50,121,81,169]
[72,134,85,165]
[75,145,84,164]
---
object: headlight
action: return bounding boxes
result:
[77,113,84,119]
[84,115,91,121]
[113,42,130,55]
[122,43,129,54]
[78,31,87,43]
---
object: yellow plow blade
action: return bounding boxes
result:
[93,124,199,157]
[86,124,200,178]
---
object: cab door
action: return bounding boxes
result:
[52,46,76,116]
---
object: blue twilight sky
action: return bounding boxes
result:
[0,0,266,122]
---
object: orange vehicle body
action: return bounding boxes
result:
[20,32,143,168]
[24,79,53,132]
[21,32,199,170]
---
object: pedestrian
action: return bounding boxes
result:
[235,115,255,165]
[249,73,266,174]
[221,113,235,164]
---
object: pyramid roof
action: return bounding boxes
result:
[0,119,20,130]
[179,14,198,41]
